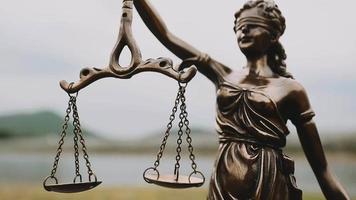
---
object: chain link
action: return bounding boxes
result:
[148,81,202,181]
[71,97,82,179]
[179,84,198,172]
[48,93,95,182]
[174,84,186,176]
[72,96,95,177]
[49,97,73,177]
[152,90,181,169]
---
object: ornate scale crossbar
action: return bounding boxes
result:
[43,0,204,193]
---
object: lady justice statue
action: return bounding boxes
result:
[133,0,350,199]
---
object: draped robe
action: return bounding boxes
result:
[207,80,308,200]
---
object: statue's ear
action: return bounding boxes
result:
[270,34,279,44]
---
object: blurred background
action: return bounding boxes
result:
[0,0,355,199]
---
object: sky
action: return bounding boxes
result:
[0,0,355,140]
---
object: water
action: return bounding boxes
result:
[0,153,355,195]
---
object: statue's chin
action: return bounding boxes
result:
[239,43,269,60]
[240,47,260,58]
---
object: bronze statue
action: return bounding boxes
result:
[133,0,350,199]
[47,0,350,198]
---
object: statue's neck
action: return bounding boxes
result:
[244,55,274,78]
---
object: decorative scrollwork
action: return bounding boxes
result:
[60,0,197,94]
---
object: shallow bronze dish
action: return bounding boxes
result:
[43,176,102,193]
[44,181,102,193]
[143,168,205,188]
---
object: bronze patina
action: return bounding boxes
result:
[143,82,205,188]
[44,0,204,192]
[58,0,197,93]
[134,0,350,199]
[43,85,102,193]
[43,0,350,199]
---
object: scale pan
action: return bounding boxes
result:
[44,181,102,193]
[144,174,204,188]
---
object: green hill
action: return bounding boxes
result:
[0,111,96,139]
[0,111,355,154]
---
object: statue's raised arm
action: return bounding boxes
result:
[134,0,232,85]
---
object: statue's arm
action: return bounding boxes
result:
[133,0,231,85]
[289,84,350,200]
[296,121,350,199]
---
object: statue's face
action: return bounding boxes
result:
[236,23,273,58]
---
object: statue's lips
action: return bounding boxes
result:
[239,36,253,44]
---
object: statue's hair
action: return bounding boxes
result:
[234,0,293,79]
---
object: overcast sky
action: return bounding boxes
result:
[0,0,355,140]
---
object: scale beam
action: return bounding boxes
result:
[60,0,197,94]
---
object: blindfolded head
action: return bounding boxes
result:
[234,0,286,38]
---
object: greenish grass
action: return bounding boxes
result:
[0,185,206,200]
[1,185,352,200]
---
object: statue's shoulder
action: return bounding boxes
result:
[282,78,312,109]
[283,78,306,93]
[282,78,316,124]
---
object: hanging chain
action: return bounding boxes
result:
[174,83,187,177]
[49,96,73,177]
[180,84,198,173]
[72,96,95,179]
[145,81,204,184]
[152,88,181,169]
[71,96,82,182]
